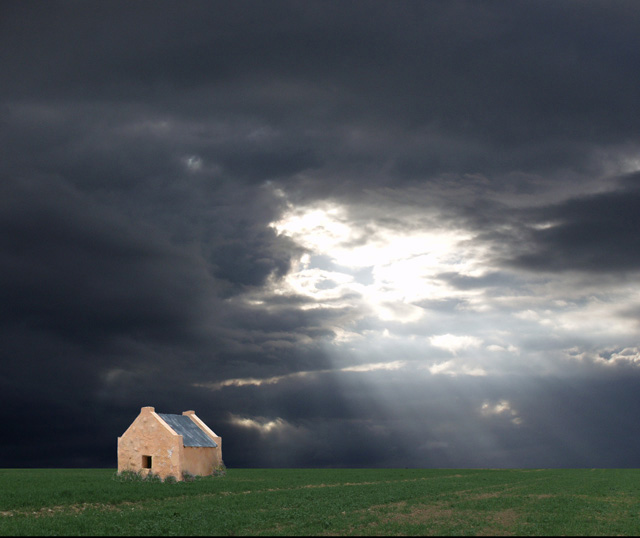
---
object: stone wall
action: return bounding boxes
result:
[183,410,223,471]
[182,446,218,476]
[117,406,183,480]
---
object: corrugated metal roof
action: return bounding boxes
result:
[157,413,218,448]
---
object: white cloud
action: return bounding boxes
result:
[565,346,640,367]
[428,360,486,377]
[195,360,408,391]
[480,399,523,425]
[228,414,291,434]
[553,296,639,337]
[429,334,483,355]
[183,154,203,171]
[194,370,314,391]
[341,360,406,372]
[487,344,520,354]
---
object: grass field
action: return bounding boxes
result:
[1,468,639,535]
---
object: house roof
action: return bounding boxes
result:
[157,413,218,448]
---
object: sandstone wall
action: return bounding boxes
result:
[117,406,183,480]
[183,410,223,470]
[182,446,217,476]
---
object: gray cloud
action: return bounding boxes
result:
[2,1,640,469]
[507,173,640,273]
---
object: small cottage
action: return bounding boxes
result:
[117,406,222,480]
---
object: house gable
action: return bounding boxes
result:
[117,406,183,479]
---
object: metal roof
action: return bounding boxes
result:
[157,413,218,448]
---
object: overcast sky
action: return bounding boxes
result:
[2,0,640,469]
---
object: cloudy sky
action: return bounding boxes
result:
[2,0,640,469]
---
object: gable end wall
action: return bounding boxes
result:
[117,406,183,480]
[183,410,223,470]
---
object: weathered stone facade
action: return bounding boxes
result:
[117,406,222,481]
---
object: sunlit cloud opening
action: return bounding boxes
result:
[268,196,486,326]
[258,188,640,397]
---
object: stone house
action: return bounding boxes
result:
[117,406,222,480]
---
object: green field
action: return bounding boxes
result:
[1,468,639,535]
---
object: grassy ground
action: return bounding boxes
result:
[1,468,639,535]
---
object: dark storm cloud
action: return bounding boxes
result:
[4,0,640,180]
[2,1,640,469]
[0,173,306,467]
[436,271,523,291]
[0,173,218,466]
[0,175,217,343]
[508,173,640,273]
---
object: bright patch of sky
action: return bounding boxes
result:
[224,186,640,385]
[268,197,484,323]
